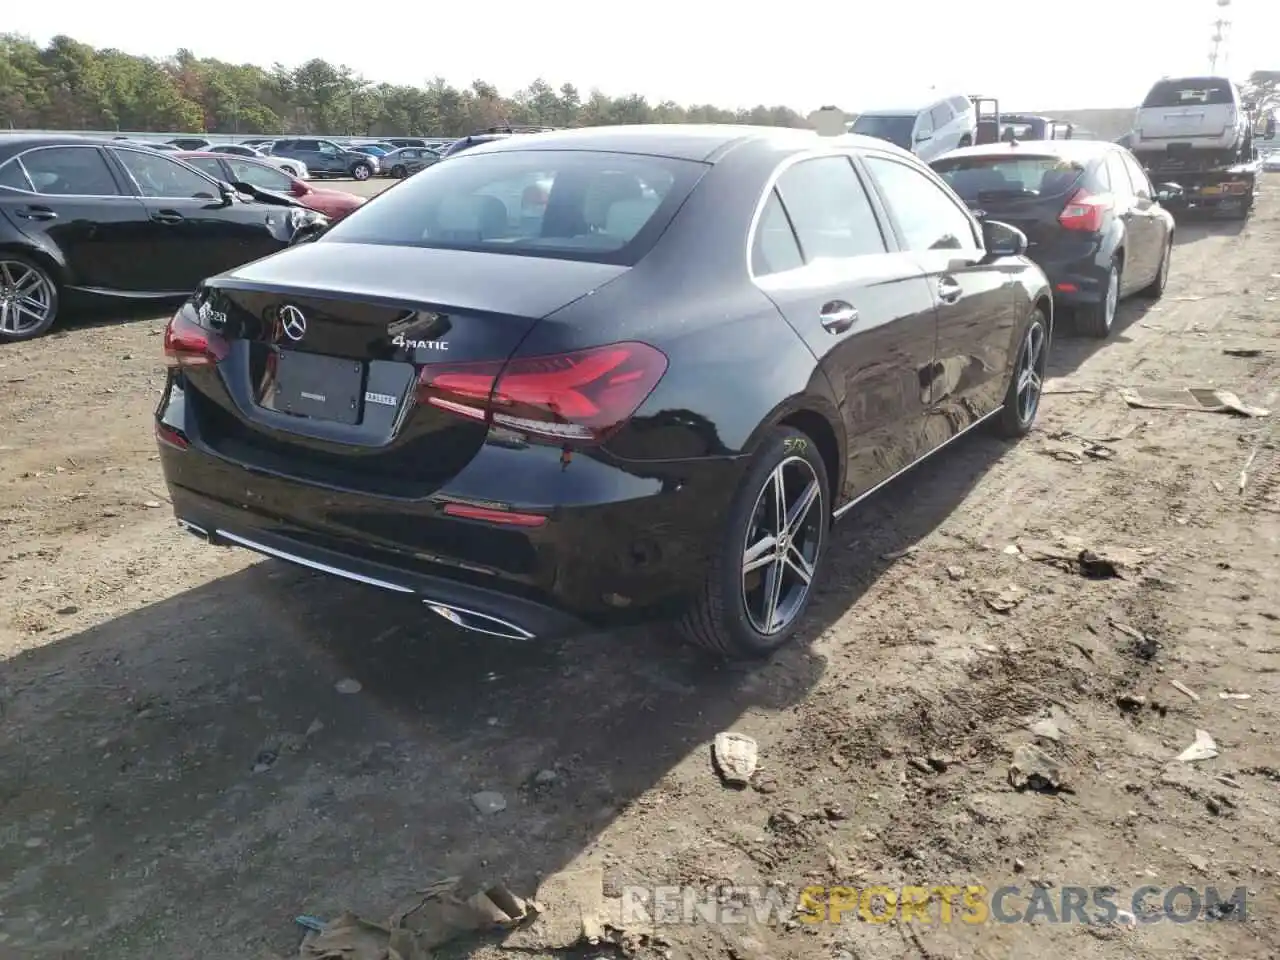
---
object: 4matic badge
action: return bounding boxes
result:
[392,333,448,351]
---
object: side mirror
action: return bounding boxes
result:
[1155,182,1184,203]
[982,219,1028,259]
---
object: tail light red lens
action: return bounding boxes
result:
[1058,189,1111,232]
[163,311,229,368]
[417,341,668,445]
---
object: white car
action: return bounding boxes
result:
[209,143,309,179]
[850,95,978,163]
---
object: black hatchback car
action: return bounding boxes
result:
[155,125,1051,658]
[931,140,1180,337]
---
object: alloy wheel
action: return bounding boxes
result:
[1015,320,1047,425]
[1103,266,1119,330]
[0,260,54,337]
[741,456,824,636]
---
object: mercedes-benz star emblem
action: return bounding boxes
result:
[279,305,307,341]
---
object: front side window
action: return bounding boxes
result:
[226,159,294,191]
[184,157,228,180]
[321,149,706,265]
[1120,152,1152,199]
[930,104,953,130]
[863,155,977,251]
[114,149,219,199]
[19,147,121,196]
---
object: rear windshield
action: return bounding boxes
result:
[1142,79,1234,108]
[931,155,1085,204]
[851,115,915,149]
[320,148,708,265]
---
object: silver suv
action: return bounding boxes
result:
[1130,76,1251,168]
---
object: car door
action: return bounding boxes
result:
[1118,151,1166,287]
[923,103,956,159]
[108,146,283,293]
[0,144,153,293]
[860,152,1018,442]
[1102,151,1152,291]
[751,154,938,501]
[315,140,349,175]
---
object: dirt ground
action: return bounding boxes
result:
[1,180,1278,960]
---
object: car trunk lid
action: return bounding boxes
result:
[177,242,627,498]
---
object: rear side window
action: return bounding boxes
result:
[321,149,707,266]
[932,154,1085,204]
[0,159,33,191]
[20,147,121,196]
[1142,78,1234,108]
[774,156,887,260]
[752,190,803,276]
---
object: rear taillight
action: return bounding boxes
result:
[163,310,229,367]
[417,341,668,445]
[1058,189,1111,232]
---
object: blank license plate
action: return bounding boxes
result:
[274,351,363,424]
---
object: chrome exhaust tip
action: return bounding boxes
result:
[424,601,535,640]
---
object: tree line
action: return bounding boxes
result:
[0,34,810,137]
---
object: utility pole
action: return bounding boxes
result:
[1209,0,1231,73]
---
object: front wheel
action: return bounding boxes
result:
[280,164,300,177]
[0,255,60,343]
[351,163,372,181]
[679,427,830,659]
[993,307,1049,438]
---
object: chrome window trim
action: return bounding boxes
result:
[0,143,228,203]
[110,145,227,201]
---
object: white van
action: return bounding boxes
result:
[850,95,978,162]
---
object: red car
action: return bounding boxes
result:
[173,151,366,222]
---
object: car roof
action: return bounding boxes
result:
[932,139,1119,163]
[0,133,128,162]
[456,123,837,162]
[857,96,967,117]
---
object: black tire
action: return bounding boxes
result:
[0,253,60,343]
[1074,258,1120,338]
[280,164,300,177]
[392,165,407,179]
[1138,236,1172,299]
[351,162,373,181]
[679,426,830,660]
[958,135,973,148]
[993,307,1050,439]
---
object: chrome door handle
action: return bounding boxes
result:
[937,277,962,304]
[819,301,858,334]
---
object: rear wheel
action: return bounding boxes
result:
[679,427,830,659]
[280,164,300,177]
[0,255,60,343]
[993,307,1049,438]
[1074,259,1119,338]
[392,165,408,179]
[1138,237,1172,299]
[351,162,372,181]
[958,135,972,148]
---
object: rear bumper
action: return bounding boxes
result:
[155,378,742,640]
[1034,248,1109,305]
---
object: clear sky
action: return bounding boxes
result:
[7,0,1277,114]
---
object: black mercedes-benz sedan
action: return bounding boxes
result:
[930,139,1179,338]
[0,135,328,342]
[155,124,1052,659]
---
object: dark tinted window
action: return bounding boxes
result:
[20,147,120,196]
[850,115,915,150]
[752,189,803,276]
[322,149,706,265]
[775,156,886,259]
[864,155,976,251]
[114,149,219,199]
[932,154,1085,204]
[294,140,320,151]
[0,159,33,191]
[1142,78,1234,108]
